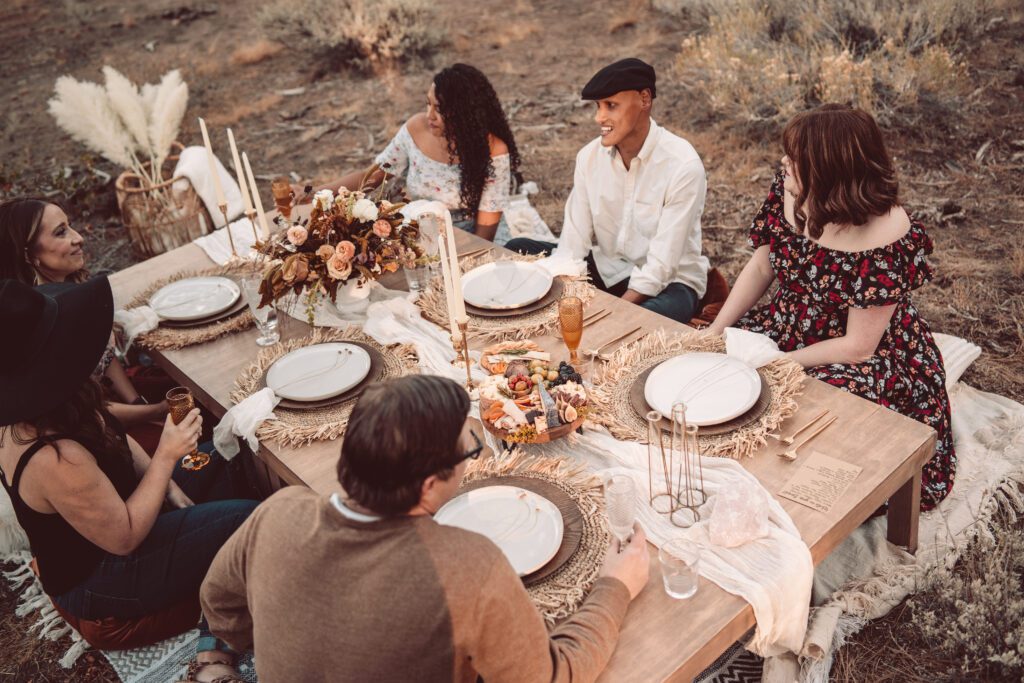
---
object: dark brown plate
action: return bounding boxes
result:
[458,475,583,586]
[464,277,565,319]
[259,341,385,410]
[629,362,772,437]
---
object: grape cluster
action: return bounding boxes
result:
[550,361,582,387]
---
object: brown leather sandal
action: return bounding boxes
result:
[181,656,245,683]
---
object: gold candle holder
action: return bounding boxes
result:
[454,318,474,390]
[219,201,238,259]
[243,208,261,243]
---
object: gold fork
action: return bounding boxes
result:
[585,326,643,361]
[770,409,829,445]
[779,415,837,461]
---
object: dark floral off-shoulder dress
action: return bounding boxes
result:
[738,172,955,510]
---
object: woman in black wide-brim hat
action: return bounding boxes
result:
[0,276,255,683]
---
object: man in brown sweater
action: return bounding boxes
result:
[201,375,648,682]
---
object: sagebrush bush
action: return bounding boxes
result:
[664,0,993,128]
[260,0,444,69]
[910,519,1024,679]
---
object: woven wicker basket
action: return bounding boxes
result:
[115,142,212,258]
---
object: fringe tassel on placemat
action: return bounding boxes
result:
[465,449,610,624]
[589,329,806,460]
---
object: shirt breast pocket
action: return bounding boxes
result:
[628,201,661,261]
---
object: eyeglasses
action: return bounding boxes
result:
[448,430,484,467]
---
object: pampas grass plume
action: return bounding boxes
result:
[148,69,188,171]
[103,65,151,157]
[48,76,135,168]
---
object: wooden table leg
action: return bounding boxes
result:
[887,468,921,554]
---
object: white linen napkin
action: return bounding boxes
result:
[193,217,260,265]
[535,252,586,278]
[172,145,244,228]
[212,387,280,459]
[113,306,160,350]
[724,327,784,368]
[362,298,488,384]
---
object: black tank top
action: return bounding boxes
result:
[0,432,138,596]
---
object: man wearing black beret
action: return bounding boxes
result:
[506,58,709,323]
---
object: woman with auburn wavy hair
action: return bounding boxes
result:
[314,63,521,244]
[0,198,170,445]
[708,103,955,510]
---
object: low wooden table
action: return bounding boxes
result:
[109,228,934,682]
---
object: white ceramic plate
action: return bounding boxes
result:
[265,343,372,402]
[461,261,554,310]
[149,277,240,322]
[436,485,564,576]
[644,352,762,426]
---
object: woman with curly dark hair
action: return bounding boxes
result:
[324,64,521,244]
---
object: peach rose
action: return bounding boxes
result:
[286,225,308,246]
[316,244,335,260]
[326,252,353,281]
[281,255,309,285]
[336,240,356,261]
[372,219,392,238]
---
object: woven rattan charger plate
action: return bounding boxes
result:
[458,475,583,587]
[629,364,773,436]
[258,341,385,410]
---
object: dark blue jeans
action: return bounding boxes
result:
[504,238,700,324]
[54,447,258,652]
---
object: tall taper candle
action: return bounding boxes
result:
[442,210,467,320]
[242,152,271,240]
[197,117,228,217]
[226,128,253,214]
[436,222,460,339]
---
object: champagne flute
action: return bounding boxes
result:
[604,474,636,545]
[558,296,584,364]
[165,387,210,472]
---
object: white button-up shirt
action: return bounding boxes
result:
[554,120,709,298]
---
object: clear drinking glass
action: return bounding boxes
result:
[241,276,280,346]
[604,474,637,544]
[406,212,441,292]
[659,539,700,599]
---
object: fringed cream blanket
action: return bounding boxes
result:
[230,327,419,447]
[417,252,596,342]
[589,329,805,459]
[464,450,609,624]
[124,262,257,351]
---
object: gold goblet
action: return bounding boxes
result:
[165,387,210,472]
[558,296,584,365]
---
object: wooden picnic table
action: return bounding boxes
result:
[109,225,935,682]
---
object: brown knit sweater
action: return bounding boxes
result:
[201,486,631,682]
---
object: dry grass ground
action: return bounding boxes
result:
[0,0,1022,680]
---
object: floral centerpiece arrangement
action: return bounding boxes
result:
[255,185,424,315]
